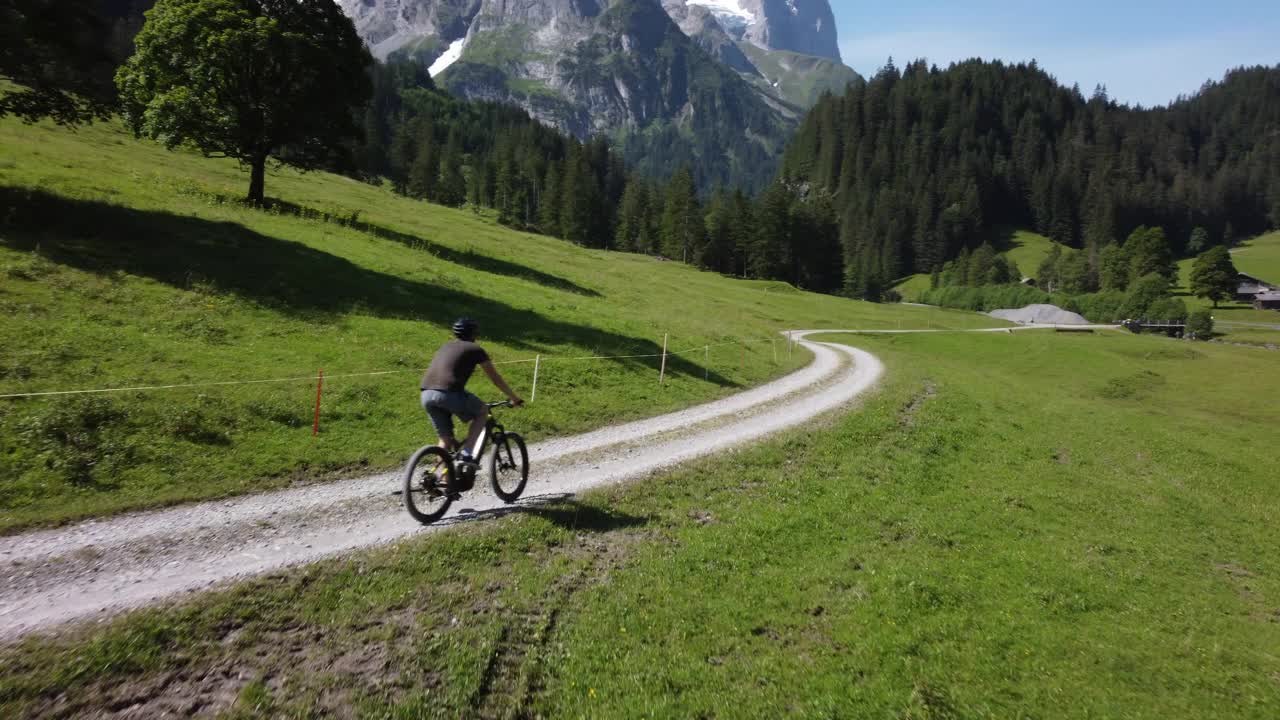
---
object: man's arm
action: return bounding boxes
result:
[481,361,524,405]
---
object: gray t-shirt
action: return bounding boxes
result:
[421,340,489,392]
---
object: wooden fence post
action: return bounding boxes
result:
[659,333,669,385]
[531,355,541,402]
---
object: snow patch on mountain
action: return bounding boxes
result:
[688,0,757,32]
[428,37,466,77]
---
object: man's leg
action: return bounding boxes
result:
[461,406,489,458]
[423,393,457,453]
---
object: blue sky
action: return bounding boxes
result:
[832,0,1280,107]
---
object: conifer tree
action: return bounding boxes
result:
[407,131,439,200]
[659,166,700,263]
[539,162,561,237]
[436,128,466,207]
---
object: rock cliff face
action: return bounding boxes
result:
[678,0,841,62]
[340,0,483,59]
[338,0,856,188]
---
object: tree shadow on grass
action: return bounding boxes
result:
[261,198,601,298]
[0,187,726,383]
[447,493,649,533]
[987,225,1023,254]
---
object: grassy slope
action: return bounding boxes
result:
[1176,232,1280,346]
[737,44,860,108]
[1000,228,1061,277]
[1231,230,1280,283]
[0,117,999,531]
[4,330,1277,717]
[893,228,1060,301]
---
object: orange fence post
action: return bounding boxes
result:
[312,368,324,436]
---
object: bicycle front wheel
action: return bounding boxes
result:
[489,432,529,502]
[403,446,454,524]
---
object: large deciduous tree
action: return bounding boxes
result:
[115,0,372,205]
[1189,245,1238,308]
[1125,226,1178,283]
[0,0,117,125]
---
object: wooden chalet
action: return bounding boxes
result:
[1255,291,1280,311]
[1236,272,1277,302]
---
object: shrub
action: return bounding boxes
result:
[1186,310,1214,340]
[17,397,137,486]
[1118,273,1172,320]
[1147,297,1189,323]
[1073,290,1127,324]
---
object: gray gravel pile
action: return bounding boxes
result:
[989,304,1088,325]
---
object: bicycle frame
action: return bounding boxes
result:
[463,401,510,461]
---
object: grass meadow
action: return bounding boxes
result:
[2,330,1276,717]
[0,117,1000,531]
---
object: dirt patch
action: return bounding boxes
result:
[899,382,938,427]
[1215,562,1273,624]
[1098,370,1165,400]
[468,529,649,719]
[21,594,446,719]
[1054,448,1071,465]
[1217,562,1255,579]
[688,510,716,525]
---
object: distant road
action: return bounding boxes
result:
[1215,320,1280,330]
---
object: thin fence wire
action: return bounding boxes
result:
[0,335,788,401]
[0,324,1028,402]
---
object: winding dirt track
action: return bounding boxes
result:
[10,324,1121,644]
[0,326,1116,639]
[0,332,891,639]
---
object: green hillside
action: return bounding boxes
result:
[0,116,993,531]
[892,228,1062,301]
[1231,230,1280,283]
[999,228,1061,278]
[737,44,861,108]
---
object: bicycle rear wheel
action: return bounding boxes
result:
[489,432,529,502]
[403,446,455,524]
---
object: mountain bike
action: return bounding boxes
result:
[402,400,529,524]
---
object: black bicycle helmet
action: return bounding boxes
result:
[451,317,479,340]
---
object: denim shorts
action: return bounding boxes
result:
[421,389,485,439]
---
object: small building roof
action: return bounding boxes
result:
[1238,272,1277,288]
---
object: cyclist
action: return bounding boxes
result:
[420,318,523,479]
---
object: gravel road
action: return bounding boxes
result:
[0,332,884,640]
